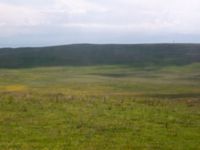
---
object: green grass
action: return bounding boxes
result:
[0,64,200,149]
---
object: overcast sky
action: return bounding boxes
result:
[0,0,200,47]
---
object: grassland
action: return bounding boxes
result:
[0,64,200,150]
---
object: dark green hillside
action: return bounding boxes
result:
[0,44,200,68]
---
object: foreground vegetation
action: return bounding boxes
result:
[0,64,200,149]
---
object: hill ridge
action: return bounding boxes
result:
[0,44,200,68]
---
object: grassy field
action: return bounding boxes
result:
[0,64,200,149]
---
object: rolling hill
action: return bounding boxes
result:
[0,44,200,68]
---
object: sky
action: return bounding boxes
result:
[0,0,200,47]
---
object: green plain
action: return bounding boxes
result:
[0,64,199,150]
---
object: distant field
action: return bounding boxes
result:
[0,64,200,149]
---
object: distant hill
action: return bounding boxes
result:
[0,44,200,68]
